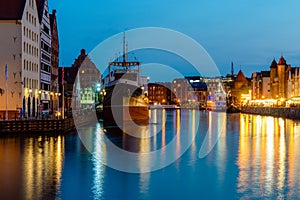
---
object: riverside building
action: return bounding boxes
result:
[0,0,41,118]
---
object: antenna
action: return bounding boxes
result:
[123,32,126,62]
[231,62,234,76]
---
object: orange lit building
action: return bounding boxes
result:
[148,82,174,105]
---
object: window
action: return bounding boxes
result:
[44,26,49,35]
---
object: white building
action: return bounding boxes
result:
[0,0,40,118]
[37,0,52,111]
[204,77,226,101]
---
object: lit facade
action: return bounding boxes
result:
[148,82,173,105]
[172,78,189,104]
[59,49,100,111]
[230,70,250,103]
[0,0,40,118]
[37,0,52,111]
[185,76,207,107]
[251,71,270,100]
[269,56,300,100]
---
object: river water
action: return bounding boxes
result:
[1,110,300,199]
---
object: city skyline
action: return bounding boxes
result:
[50,0,300,80]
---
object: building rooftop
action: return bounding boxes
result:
[278,56,287,65]
[35,0,46,23]
[235,70,248,82]
[270,59,277,69]
[0,0,26,20]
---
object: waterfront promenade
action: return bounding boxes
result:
[242,106,300,120]
[0,111,96,133]
[0,118,75,133]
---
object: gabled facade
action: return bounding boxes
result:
[59,49,101,111]
[0,0,40,118]
[36,0,52,111]
[231,70,250,103]
[251,71,270,100]
[50,9,59,112]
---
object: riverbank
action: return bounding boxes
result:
[0,118,75,134]
[241,106,300,120]
[0,112,97,134]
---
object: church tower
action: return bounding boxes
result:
[270,59,278,99]
[277,56,287,98]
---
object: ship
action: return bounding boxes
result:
[97,33,149,125]
[206,81,227,112]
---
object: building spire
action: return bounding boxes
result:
[231,62,234,76]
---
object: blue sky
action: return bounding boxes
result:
[49,0,300,81]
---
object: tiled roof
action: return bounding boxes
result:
[235,70,247,82]
[278,56,287,65]
[0,0,26,20]
[35,0,45,23]
[270,59,277,69]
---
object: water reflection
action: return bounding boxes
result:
[237,114,300,199]
[3,112,300,199]
[0,135,64,200]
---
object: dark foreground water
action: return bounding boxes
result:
[1,110,300,199]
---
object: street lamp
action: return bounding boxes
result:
[29,89,32,117]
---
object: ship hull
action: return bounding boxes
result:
[98,83,149,126]
[103,105,149,126]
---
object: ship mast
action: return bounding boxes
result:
[108,32,141,85]
[123,32,126,63]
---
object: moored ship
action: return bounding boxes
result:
[98,33,149,125]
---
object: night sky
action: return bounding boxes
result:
[49,0,300,81]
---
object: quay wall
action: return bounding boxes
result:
[0,118,75,134]
[241,106,300,120]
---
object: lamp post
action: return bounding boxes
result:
[96,83,101,102]
[29,89,32,118]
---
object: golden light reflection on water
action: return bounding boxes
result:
[237,114,300,198]
[0,135,65,200]
[23,136,64,200]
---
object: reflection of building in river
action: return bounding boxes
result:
[0,138,22,200]
[23,136,64,200]
[0,136,64,200]
[237,114,300,198]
